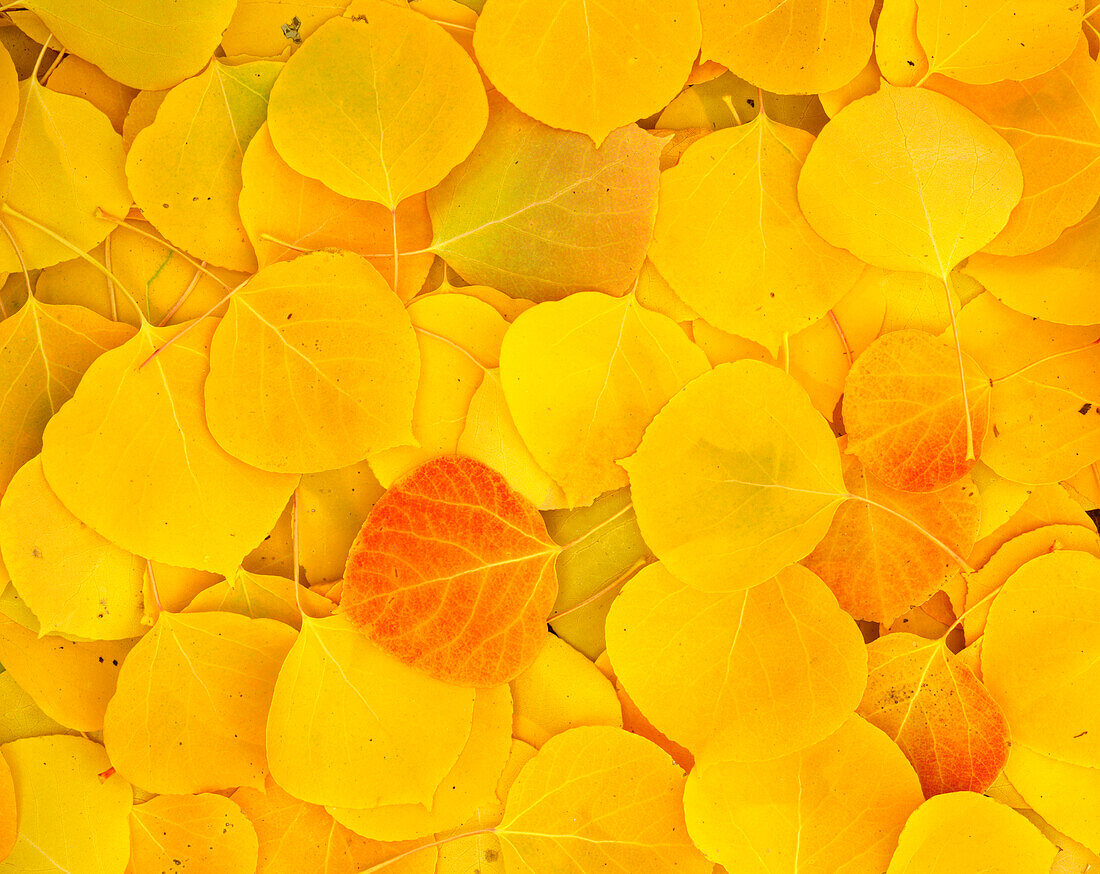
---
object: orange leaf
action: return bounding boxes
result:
[344,456,559,686]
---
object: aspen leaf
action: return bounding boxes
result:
[0,672,77,745]
[266,613,475,808]
[121,88,167,151]
[698,0,876,94]
[0,611,133,731]
[497,726,710,874]
[804,453,980,622]
[915,0,1082,85]
[0,298,133,496]
[606,562,868,763]
[934,40,1100,257]
[428,92,663,301]
[1005,743,1100,856]
[971,481,1096,566]
[0,45,15,149]
[982,550,1100,768]
[266,5,487,208]
[886,792,1056,874]
[625,360,847,592]
[473,0,700,145]
[0,79,129,272]
[184,567,333,628]
[798,85,1023,276]
[0,456,145,639]
[41,319,298,574]
[510,633,623,748]
[343,456,558,686]
[239,124,434,300]
[651,114,864,351]
[858,632,1009,796]
[329,685,512,841]
[126,59,280,272]
[222,0,350,59]
[0,753,11,863]
[0,736,132,874]
[956,293,1100,484]
[843,330,991,492]
[103,610,296,794]
[877,0,927,85]
[685,716,924,874]
[500,292,709,506]
[45,55,137,134]
[24,0,237,89]
[205,251,419,473]
[971,460,1033,541]
[129,794,259,874]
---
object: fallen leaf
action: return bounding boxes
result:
[129,794,259,874]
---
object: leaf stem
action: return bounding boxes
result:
[828,309,854,365]
[549,555,654,621]
[358,828,498,873]
[941,271,975,460]
[157,265,203,326]
[139,276,249,369]
[991,338,1100,384]
[0,214,32,303]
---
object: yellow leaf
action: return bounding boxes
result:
[266,614,475,808]
[915,0,1082,84]
[184,567,333,628]
[606,562,867,762]
[798,85,1023,276]
[971,481,1095,565]
[0,611,134,731]
[982,550,1100,768]
[1006,743,1100,856]
[41,319,298,574]
[0,45,16,150]
[24,0,237,89]
[0,752,11,862]
[45,55,137,134]
[956,292,1100,484]
[497,726,710,874]
[267,4,486,208]
[970,461,1033,541]
[0,79,129,271]
[510,633,622,748]
[0,736,132,874]
[652,114,864,352]
[876,0,927,85]
[428,92,663,301]
[624,360,846,592]
[685,716,924,874]
[206,251,418,473]
[0,456,145,639]
[126,59,282,272]
[103,610,297,793]
[473,0,700,144]
[501,292,709,506]
[330,685,512,841]
[239,124,434,301]
[698,0,875,94]
[656,70,829,134]
[222,0,350,59]
[371,293,508,487]
[0,297,134,496]
[121,89,167,151]
[0,672,78,744]
[886,792,1056,873]
[130,794,259,874]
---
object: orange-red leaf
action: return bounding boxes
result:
[343,456,559,686]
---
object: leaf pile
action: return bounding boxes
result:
[0,1,1099,872]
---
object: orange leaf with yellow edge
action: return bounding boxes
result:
[266,3,487,208]
[0,735,133,874]
[473,0,700,145]
[858,632,1009,796]
[804,452,980,622]
[500,292,710,507]
[40,318,298,575]
[496,726,710,874]
[129,794,259,874]
[685,716,924,874]
[344,456,559,686]
[698,0,876,94]
[799,84,1023,277]
[982,549,1100,768]
[427,92,662,302]
[886,792,1056,873]
[843,329,991,492]
[239,124,434,300]
[126,59,282,272]
[104,610,296,794]
[205,251,419,474]
[0,297,134,497]
[625,360,847,592]
[606,562,867,763]
[510,633,623,748]
[266,613,475,808]
[329,685,512,841]
[650,113,865,352]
